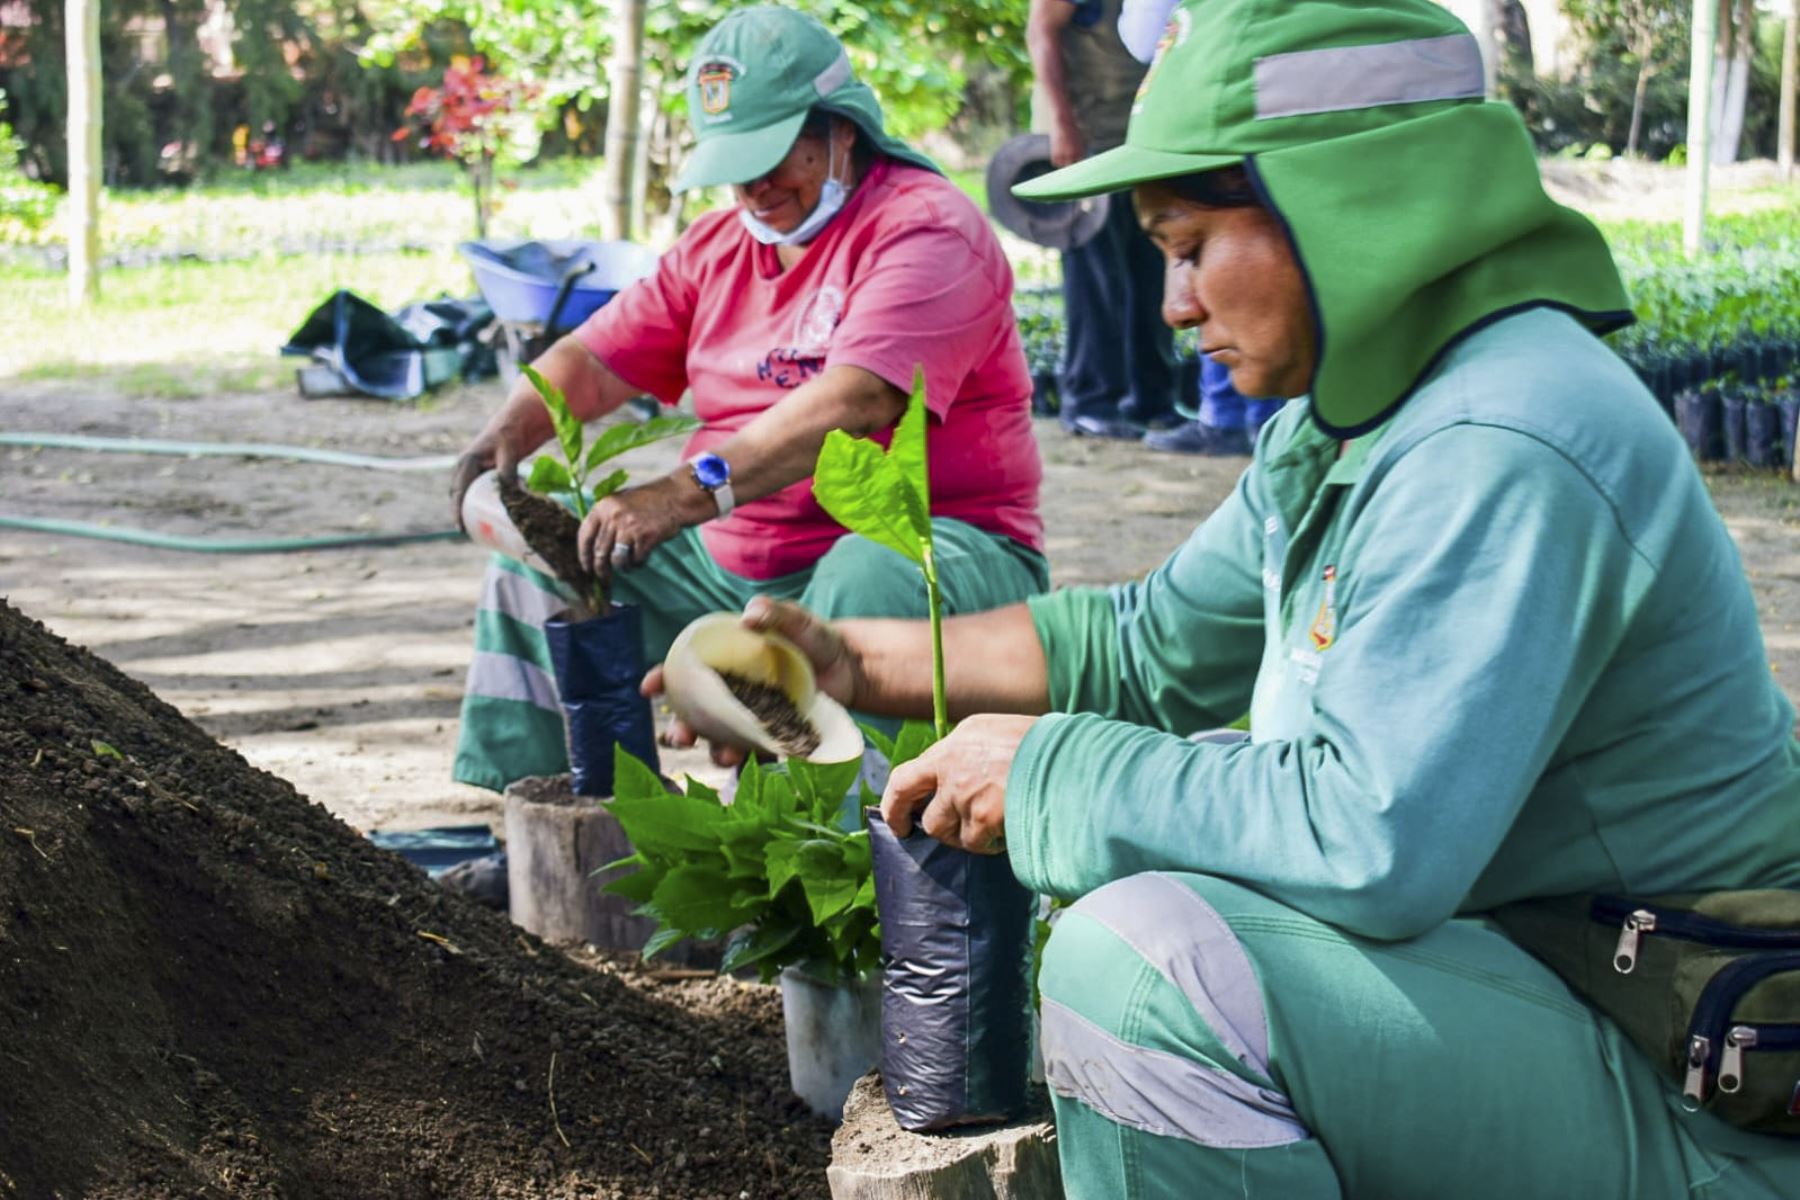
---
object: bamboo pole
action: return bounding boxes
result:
[1780,0,1797,178]
[600,0,647,242]
[64,0,101,304]
[1684,0,1719,259]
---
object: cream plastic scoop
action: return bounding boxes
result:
[661,614,862,763]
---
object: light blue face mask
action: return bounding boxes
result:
[739,137,848,246]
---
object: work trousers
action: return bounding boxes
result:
[453,520,1048,792]
[1040,871,1800,1199]
[1058,192,1177,424]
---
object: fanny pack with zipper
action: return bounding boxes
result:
[1493,890,1800,1137]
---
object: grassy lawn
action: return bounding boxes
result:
[2,156,1793,393]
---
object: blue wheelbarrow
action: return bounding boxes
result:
[459,239,659,386]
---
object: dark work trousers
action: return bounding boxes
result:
[1057,190,1177,423]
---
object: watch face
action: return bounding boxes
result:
[692,453,731,489]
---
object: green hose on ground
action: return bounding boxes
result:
[0,432,464,553]
[0,432,457,472]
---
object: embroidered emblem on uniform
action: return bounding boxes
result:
[792,285,845,354]
[1309,565,1338,652]
[698,63,735,115]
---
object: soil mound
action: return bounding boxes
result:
[0,600,829,1198]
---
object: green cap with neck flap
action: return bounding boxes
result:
[1015,0,1633,435]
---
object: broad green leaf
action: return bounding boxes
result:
[765,840,803,899]
[605,791,730,854]
[889,719,941,769]
[640,925,688,962]
[613,745,669,800]
[785,756,863,825]
[526,455,574,497]
[721,922,802,976]
[583,414,702,474]
[586,467,629,503]
[891,364,930,519]
[523,363,584,471]
[651,864,743,934]
[859,723,898,763]
[599,862,659,903]
[800,869,860,925]
[812,431,924,564]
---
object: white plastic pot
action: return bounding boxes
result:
[660,614,863,763]
[459,469,552,574]
[779,967,882,1122]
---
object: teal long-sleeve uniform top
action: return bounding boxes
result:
[1007,309,1800,938]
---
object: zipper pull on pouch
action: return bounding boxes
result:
[1614,908,1657,974]
[1719,1025,1757,1094]
[1682,1035,1711,1111]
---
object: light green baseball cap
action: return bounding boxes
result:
[1015,0,1634,435]
[674,6,938,193]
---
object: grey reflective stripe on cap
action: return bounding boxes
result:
[1255,34,1484,120]
[465,650,559,710]
[1040,998,1309,1149]
[813,50,853,98]
[1073,872,1275,1075]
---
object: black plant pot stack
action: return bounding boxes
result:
[1674,388,1723,462]
[1745,401,1783,469]
[1722,390,1750,464]
[543,603,658,795]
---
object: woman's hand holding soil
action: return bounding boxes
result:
[879,713,1037,854]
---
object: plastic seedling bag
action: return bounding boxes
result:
[867,809,1033,1132]
[1675,388,1723,462]
[544,604,657,796]
[1745,402,1782,469]
[1722,393,1750,464]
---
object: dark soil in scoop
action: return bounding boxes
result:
[719,671,821,758]
[0,599,830,1198]
[498,473,599,609]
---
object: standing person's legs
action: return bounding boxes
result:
[1057,203,1141,439]
[1040,872,1800,1200]
[452,529,764,791]
[1115,197,1178,428]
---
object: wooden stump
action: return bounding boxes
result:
[827,1072,1063,1200]
[502,774,716,966]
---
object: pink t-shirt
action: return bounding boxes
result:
[575,158,1044,580]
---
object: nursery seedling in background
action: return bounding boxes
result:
[811,365,948,739]
[518,363,697,611]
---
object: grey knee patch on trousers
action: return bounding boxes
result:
[1041,872,1309,1149]
[1040,999,1308,1149]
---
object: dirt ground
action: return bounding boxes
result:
[8,376,1800,826]
[0,375,1258,831]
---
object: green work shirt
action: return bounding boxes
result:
[1009,308,1800,938]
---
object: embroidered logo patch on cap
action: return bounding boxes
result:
[697,58,742,117]
[1133,8,1193,112]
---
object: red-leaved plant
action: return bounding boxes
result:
[394,56,538,239]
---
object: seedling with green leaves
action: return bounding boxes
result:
[603,730,936,984]
[810,364,949,739]
[517,363,697,612]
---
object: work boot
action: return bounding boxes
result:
[1143,421,1252,456]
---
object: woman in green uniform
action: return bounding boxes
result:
[655,0,1800,1194]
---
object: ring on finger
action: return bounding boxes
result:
[611,541,634,565]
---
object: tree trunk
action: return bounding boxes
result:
[64,0,100,304]
[1713,0,1753,163]
[600,0,647,242]
[1628,56,1653,158]
[1780,0,1798,176]
[1685,0,1719,257]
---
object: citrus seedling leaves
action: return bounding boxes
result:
[813,431,924,565]
[583,414,701,475]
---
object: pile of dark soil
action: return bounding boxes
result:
[0,600,830,1198]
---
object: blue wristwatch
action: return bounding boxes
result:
[687,452,735,519]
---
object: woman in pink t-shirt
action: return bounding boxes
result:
[446,6,1048,791]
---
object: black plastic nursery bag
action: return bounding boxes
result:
[867,810,1034,1132]
[543,605,657,796]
